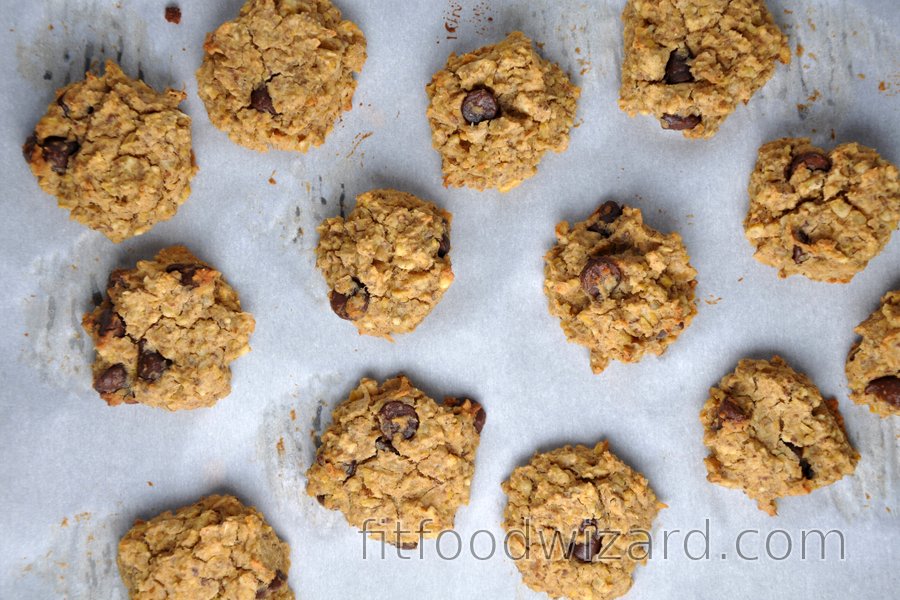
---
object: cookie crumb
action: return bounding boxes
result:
[165,5,181,24]
[276,437,285,456]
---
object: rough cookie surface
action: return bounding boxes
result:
[316,189,454,338]
[846,291,900,417]
[196,0,366,152]
[117,495,293,600]
[544,202,698,374]
[425,31,580,192]
[306,376,484,548]
[618,0,790,138]
[744,137,900,282]
[83,246,255,411]
[23,60,195,243]
[701,356,859,515]
[502,442,662,600]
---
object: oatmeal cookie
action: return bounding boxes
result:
[846,291,900,417]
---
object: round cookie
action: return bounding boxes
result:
[501,442,663,600]
[117,495,293,599]
[846,290,900,417]
[701,356,859,515]
[306,376,484,548]
[196,0,366,152]
[23,60,195,243]
[744,138,900,282]
[618,0,790,138]
[316,189,454,338]
[425,31,580,192]
[544,201,698,374]
[82,246,255,411]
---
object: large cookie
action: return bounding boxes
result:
[426,31,580,192]
[196,0,366,152]
[23,60,195,242]
[846,291,900,417]
[744,138,900,282]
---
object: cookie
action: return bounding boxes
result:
[744,138,900,282]
[846,291,900,417]
[502,442,663,600]
[117,495,293,599]
[23,60,195,243]
[701,356,859,515]
[306,376,484,548]
[425,31,580,192]
[83,246,255,411]
[316,189,454,338]
[544,201,698,374]
[618,0,789,138]
[196,0,366,152]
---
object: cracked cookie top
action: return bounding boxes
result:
[117,495,293,600]
[425,31,580,192]
[315,189,454,339]
[618,0,790,138]
[744,137,900,283]
[23,60,195,243]
[701,356,859,515]
[544,201,698,374]
[196,0,366,152]
[83,246,255,411]
[846,290,900,417]
[306,376,485,548]
[502,442,663,600]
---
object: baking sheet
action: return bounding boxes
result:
[0,0,898,598]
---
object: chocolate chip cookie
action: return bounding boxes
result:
[846,291,900,417]
[23,60,195,243]
[196,0,366,152]
[83,246,255,411]
[618,0,790,138]
[426,31,580,192]
[744,138,900,282]
[117,495,293,599]
[701,356,859,515]
[544,201,698,374]
[306,376,484,548]
[316,189,454,338]
[502,442,663,600]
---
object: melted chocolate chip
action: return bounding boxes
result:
[717,398,747,423]
[664,49,694,84]
[661,113,701,131]
[570,519,603,563]
[56,94,72,118]
[437,230,451,258]
[784,442,815,480]
[375,436,400,454]
[343,461,357,477]
[107,269,129,291]
[473,405,486,434]
[41,136,80,174]
[165,263,203,287]
[588,201,624,235]
[94,364,127,394]
[329,281,369,321]
[137,345,170,382]
[256,571,286,598]
[250,85,276,115]
[865,376,900,407]
[792,245,809,264]
[580,257,622,300]
[378,401,419,441]
[787,151,832,179]
[461,89,499,124]
[98,307,126,338]
[22,135,37,163]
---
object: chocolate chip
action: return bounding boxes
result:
[98,307,126,338]
[137,345,170,382]
[315,494,326,505]
[250,85,276,115]
[784,443,815,479]
[94,364,127,394]
[375,436,400,454]
[107,269,129,291]
[329,281,369,321]
[461,89,499,124]
[664,49,694,84]
[580,257,622,300]
[473,405,486,434]
[865,376,900,407]
[437,230,451,258]
[787,151,831,179]
[792,245,809,264]
[400,541,419,550]
[165,263,203,287]
[793,229,811,245]
[716,398,747,423]
[256,571,286,598]
[165,5,181,24]
[378,401,419,441]
[570,519,602,563]
[661,113,701,131]
[588,201,623,235]
[343,461,357,477]
[22,135,37,163]
[56,94,72,118]
[41,136,80,174]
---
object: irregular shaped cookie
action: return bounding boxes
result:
[316,189,454,338]
[619,0,789,138]
[846,291,900,417]
[83,246,255,410]
[117,495,293,599]
[502,442,662,600]
[425,31,580,192]
[544,201,698,374]
[701,356,859,515]
[196,0,366,152]
[306,376,484,548]
[23,60,195,242]
[744,138,900,282]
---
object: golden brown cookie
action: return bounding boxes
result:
[83,246,255,411]
[23,60,195,243]
[846,291,900,417]
[196,0,366,152]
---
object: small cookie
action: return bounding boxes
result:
[502,442,663,600]
[425,31,580,192]
[618,0,789,138]
[117,495,293,599]
[744,138,900,282]
[544,201,698,374]
[196,0,366,152]
[316,189,454,338]
[306,376,484,548]
[701,356,859,515]
[846,291,900,417]
[23,60,195,242]
[83,246,255,411]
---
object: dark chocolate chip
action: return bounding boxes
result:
[256,571,286,598]
[316,494,326,505]
[375,436,400,454]
[107,269,129,291]
[664,49,694,84]
[461,88,499,124]
[137,345,170,382]
[165,263,203,287]
[94,363,127,394]
[343,461,357,477]
[23,135,37,163]
[98,307,126,338]
[378,401,420,441]
[793,229,811,245]
[596,201,623,224]
[792,245,809,264]
[250,85,276,115]
[580,257,622,300]
[570,519,603,563]
[661,113,701,131]
[165,5,182,24]
[437,230,451,258]
[56,94,71,118]
[865,376,900,407]
[799,459,815,480]
[400,541,419,550]
[329,281,369,321]
[716,398,747,423]
[41,136,80,174]
[473,405,486,434]
[788,151,832,179]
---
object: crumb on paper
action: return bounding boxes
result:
[290,408,297,421]
[165,5,181,24]
[796,44,804,57]
[879,81,887,91]
[807,52,818,61]
[737,277,744,283]
[784,8,793,14]
[60,517,68,527]
[807,18,816,31]
[147,481,154,487]
[705,295,722,306]
[74,512,91,523]
[857,73,865,80]
[346,131,373,159]
[807,89,820,102]
[276,437,285,456]
[268,171,277,185]
[831,128,836,140]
